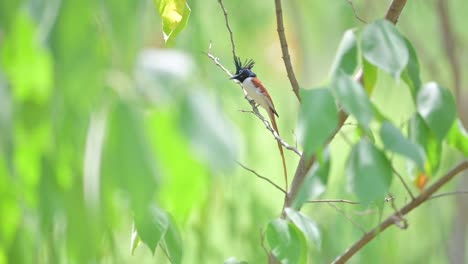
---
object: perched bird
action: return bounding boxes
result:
[230,56,288,189]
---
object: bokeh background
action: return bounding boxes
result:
[0,0,467,263]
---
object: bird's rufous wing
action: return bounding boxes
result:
[251,77,279,117]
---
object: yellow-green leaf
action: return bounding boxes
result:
[154,0,191,45]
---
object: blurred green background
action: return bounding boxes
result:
[0,0,467,263]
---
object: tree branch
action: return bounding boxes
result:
[237,161,287,195]
[384,0,407,24]
[274,0,301,102]
[217,0,237,59]
[282,0,407,215]
[332,161,468,264]
[306,199,359,205]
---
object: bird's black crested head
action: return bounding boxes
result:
[231,56,256,82]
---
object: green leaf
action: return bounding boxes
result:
[266,219,307,264]
[362,57,378,95]
[1,9,53,104]
[347,138,393,204]
[330,29,358,76]
[416,82,456,141]
[361,19,408,78]
[101,102,158,207]
[180,90,239,172]
[285,208,321,249]
[133,205,183,263]
[380,121,425,169]
[298,88,338,158]
[148,111,208,223]
[134,205,169,254]
[292,148,330,209]
[332,70,373,129]
[401,38,421,99]
[162,214,183,264]
[154,0,191,45]
[408,114,441,175]
[446,119,468,156]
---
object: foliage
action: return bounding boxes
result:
[0,0,467,264]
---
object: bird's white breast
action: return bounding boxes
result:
[242,77,267,107]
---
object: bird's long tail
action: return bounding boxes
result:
[268,111,288,191]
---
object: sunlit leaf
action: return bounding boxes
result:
[1,9,53,104]
[292,148,330,209]
[332,70,373,129]
[285,208,321,249]
[408,114,441,176]
[446,119,468,156]
[266,219,307,264]
[330,29,358,76]
[298,88,338,158]
[362,58,378,95]
[347,138,393,204]
[148,111,208,223]
[154,0,191,45]
[180,90,240,172]
[362,19,408,78]
[416,82,456,141]
[380,121,425,169]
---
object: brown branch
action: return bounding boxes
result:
[384,0,407,24]
[217,0,237,59]
[274,0,301,102]
[282,0,407,216]
[332,160,468,264]
[237,161,287,195]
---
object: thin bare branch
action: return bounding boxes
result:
[332,160,468,263]
[274,0,301,102]
[306,199,359,205]
[392,168,415,200]
[205,42,235,78]
[328,202,366,234]
[217,0,237,59]
[385,195,408,230]
[239,108,302,156]
[237,161,287,195]
[429,191,468,200]
[345,0,367,23]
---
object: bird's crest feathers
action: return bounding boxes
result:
[234,56,255,73]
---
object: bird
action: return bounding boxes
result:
[230,56,288,190]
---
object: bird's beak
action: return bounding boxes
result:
[230,74,240,80]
